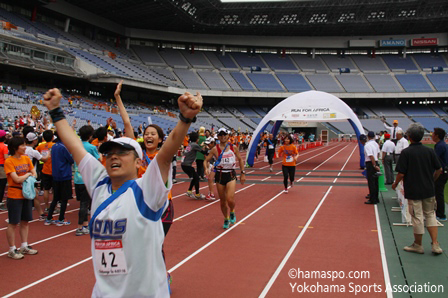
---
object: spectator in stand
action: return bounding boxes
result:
[0,130,8,211]
[74,125,100,236]
[24,132,50,220]
[36,130,54,212]
[44,132,74,226]
[432,128,448,221]
[392,123,443,255]
[5,137,38,259]
[381,133,395,185]
[394,130,408,164]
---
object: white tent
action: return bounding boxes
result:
[246,91,366,168]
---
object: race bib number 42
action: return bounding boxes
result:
[95,240,128,275]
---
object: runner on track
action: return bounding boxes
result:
[277,135,299,193]
[204,128,246,229]
[43,87,202,297]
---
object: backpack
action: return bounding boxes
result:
[22,176,37,200]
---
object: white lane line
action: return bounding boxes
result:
[375,205,393,298]
[0,229,77,257]
[260,144,357,297]
[2,257,93,298]
[0,183,259,295]
[262,176,271,181]
[174,184,255,222]
[168,189,286,273]
[0,208,81,231]
[169,143,348,274]
[258,143,340,170]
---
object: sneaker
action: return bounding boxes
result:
[167,272,172,295]
[38,190,44,196]
[172,179,177,184]
[290,181,294,188]
[185,191,195,198]
[270,167,273,172]
[38,214,46,221]
[432,242,443,254]
[436,216,447,222]
[195,193,205,200]
[223,219,230,229]
[44,219,55,225]
[205,194,216,201]
[229,212,236,224]
[7,249,24,260]
[284,188,288,194]
[56,220,71,226]
[19,246,38,255]
[404,242,424,254]
[75,227,89,236]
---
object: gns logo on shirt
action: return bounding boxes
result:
[92,218,127,239]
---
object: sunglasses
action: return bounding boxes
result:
[103,150,133,158]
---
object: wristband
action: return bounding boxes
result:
[49,107,66,123]
[179,113,197,123]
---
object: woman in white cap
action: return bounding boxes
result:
[42,87,202,298]
[204,128,246,229]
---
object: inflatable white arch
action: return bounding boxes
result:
[246,91,366,168]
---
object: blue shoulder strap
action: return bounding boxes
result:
[89,180,135,238]
[214,143,229,168]
[144,150,152,166]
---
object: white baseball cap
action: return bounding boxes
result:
[217,128,229,135]
[26,132,38,142]
[99,137,143,159]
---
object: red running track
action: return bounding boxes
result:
[0,142,387,297]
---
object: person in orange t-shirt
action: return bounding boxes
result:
[277,135,299,194]
[4,137,38,259]
[36,130,54,210]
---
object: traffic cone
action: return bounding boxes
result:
[378,163,387,192]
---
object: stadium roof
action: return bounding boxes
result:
[60,0,448,36]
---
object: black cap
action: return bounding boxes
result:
[367,131,375,138]
[359,134,367,141]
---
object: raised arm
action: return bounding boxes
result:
[114,80,134,139]
[157,92,203,183]
[43,88,87,165]
[204,147,217,177]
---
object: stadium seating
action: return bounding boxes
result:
[291,55,327,71]
[426,74,448,91]
[400,106,436,117]
[306,74,344,92]
[197,71,231,90]
[230,52,267,69]
[260,54,298,71]
[412,54,448,70]
[246,73,285,92]
[230,72,256,91]
[321,55,357,71]
[412,117,448,132]
[364,74,403,92]
[395,74,433,92]
[382,55,419,71]
[274,74,311,93]
[335,75,373,92]
[351,55,388,73]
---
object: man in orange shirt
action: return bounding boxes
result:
[4,137,38,259]
[277,135,299,194]
[36,130,54,211]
